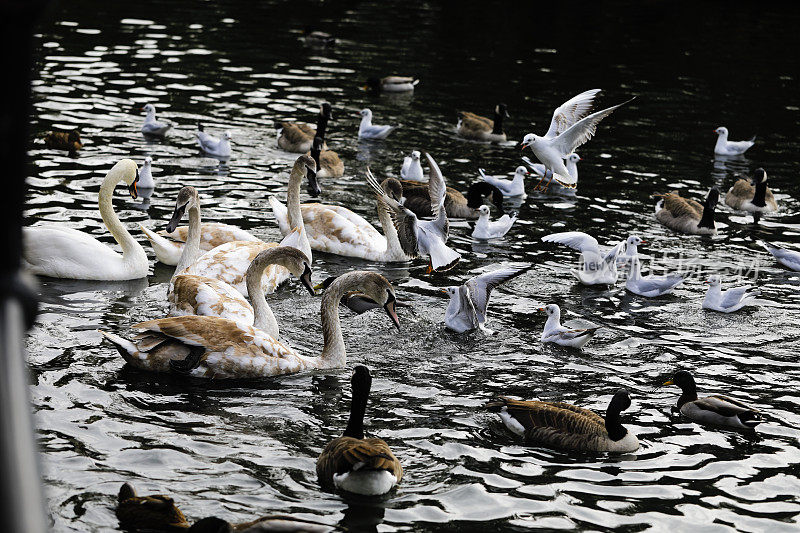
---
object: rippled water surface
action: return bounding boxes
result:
[28,2,800,531]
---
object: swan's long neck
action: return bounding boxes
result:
[245,251,287,339]
[99,173,146,266]
[376,202,405,260]
[319,275,365,368]
[173,205,201,276]
[286,164,311,261]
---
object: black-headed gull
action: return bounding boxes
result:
[400,150,424,181]
[456,103,509,143]
[520,91,633,187]
[724,168,777,214]
[539,304,600,348]
[303,29,336,47]
[625,256,684,297]
[662,370,761,429]
[140,103,171,136]
[366,153,460,272]
[138,156,154,189]
[759,241,800,271]
[654,189,718,235]
[618,235,644,267]
[702,275,760,313]
[479,166,530,198]
[443,264,529,333]
[364,76,419,94]
[195,124,232,158]
[713,127,755,156]
[523,153,581,191]
[541,231,624,285]
[358,108,398,140]
[472,205,517,240]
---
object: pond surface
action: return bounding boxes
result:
[28,1,800,531]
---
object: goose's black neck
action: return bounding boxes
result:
[315,109,330,141]
[466,182,503,210]
[698,195,717,230]
[752,180,768,208]
[343,369,371,439]
[310,137,323,169]
[491,109,505,135]
[604,408,627,441]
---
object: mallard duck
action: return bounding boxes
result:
[43,128,82,153]
[116,482,189,531]
[278,103,331,153]
[182,156,316,297]
[100,271,399,379]
[314,276,410,314]
[456,104,509,143]
[195,124,232,158]
[625,256,684,297]
[141,103,171,136]
[702,275,760,313]
[317,366,402,495]
[309,135,343,178]
[714,126,755,156]
[663,370,761,429]
[486,389,639,452]
[364,76,419,94]
[539,304,600,348]
[472,205,517,240]
[22,159,148,280]
[358,108,398,140]
[400,180,504,220]
[724,168,777,216]
[654,188,719,235]
[443,265,529,333]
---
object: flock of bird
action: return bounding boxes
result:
[33,65,791,529]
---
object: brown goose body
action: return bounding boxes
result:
[654,189,718,235]
[278,122,322,153]
[400,179,503,219]
[43,129,82,153]
[116,483,189,531]
[486,391,639,453]
[456,104,508,143]
[725,177,777,212]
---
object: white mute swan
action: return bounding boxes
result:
[23,158,149,280]
[99,270,400,379]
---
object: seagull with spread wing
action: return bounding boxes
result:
[520,90,633,190]
[541,231,626,285]
[442,264,530,334]
[366,152,460,273]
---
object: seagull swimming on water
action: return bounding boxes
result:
[401,150,424,181]
[759,241,800,271]
[195,123,232,158]
[540,304,600,348]
[358,108,399,140]
[702,275,760,313]
[443,265,530,333]
[520,90,634,189]
[713,127,755,156]
[472,205,517,240]
[141,103,171,137]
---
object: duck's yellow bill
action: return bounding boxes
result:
[662,380,674,386]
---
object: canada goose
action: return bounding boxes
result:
[486,389,639,452]
[100,271,400,379]
[195,124,232,158]
[367,155,461,272]
[400,180,504,220]
[314,276,410,314]
[472,205,517,240]
[456,104,509,143]
[310,135,344,178]
[654,188,719,235]
[279,103,331,153]
[165,187,314,336]
[713,127,755,156]
[183,155,317,297]
[316,366,402,495]
[724,168,777,215]
[702,275,760,313]
[141,103,171,136]
[541,231,624,285]
[521,94,634,188]
[364,76,419,94]
[663,370,761,429]
[358,108,398,140]
[539,304,600,348]
[138,156,155,188]
[22,158,148,280]
[625,256,684,297]
[442,264,529,333]
[116,482,189,531]
[479,166,530,198]
[43,128,82,153]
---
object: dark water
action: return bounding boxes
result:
[28,1,800,531]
